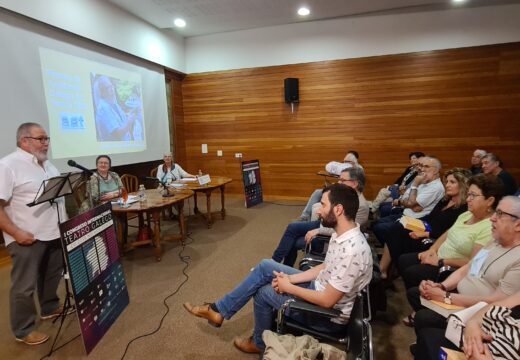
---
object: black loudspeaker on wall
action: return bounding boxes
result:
[284,78,299,103]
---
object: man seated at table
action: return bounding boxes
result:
[183,183,373,354]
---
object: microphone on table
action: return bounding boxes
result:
[67,160,93,175]
[140,176,173,197]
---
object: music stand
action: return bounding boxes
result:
[27,171,84,356]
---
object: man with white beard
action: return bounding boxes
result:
[0,123,68,345]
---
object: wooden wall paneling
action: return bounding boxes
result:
[181,43,520,200]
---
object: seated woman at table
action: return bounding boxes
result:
[80,155,123,212]
[156,152,195,184]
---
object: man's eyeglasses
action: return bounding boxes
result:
[494,209,519,220]
[467,193,485,200]
[25,136,50,144]
[338,178,354,183]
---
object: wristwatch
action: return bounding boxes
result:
[444,291,452,305]
[438,258,445,268]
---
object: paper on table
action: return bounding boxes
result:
[111,195,139,205]
[179,178,198,182]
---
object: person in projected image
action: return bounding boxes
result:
[93,75,136,141]
[80,155,123,213]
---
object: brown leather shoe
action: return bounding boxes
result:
[233,336,261,354]
[15,331,49,345]
[183,302,223,328]
[40,304,76,320]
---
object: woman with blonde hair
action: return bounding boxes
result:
[379,168,472,279]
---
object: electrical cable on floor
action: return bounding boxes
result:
[119,234,194,360]
[39,333,81,360]
[263,201,306,207]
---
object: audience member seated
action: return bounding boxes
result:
[272,167,369,266]
[399,174,503,326]
[481,153,518,195]
[379,168,472,283]
[470,149,487,175]
[183,184,373,354]
[372,156,445,278]
[414,290,520,360]
[299,150,362,221]
[406,196,520,353]
[79,155,123,213]
[370,151,425,215]
[156,151,195,184]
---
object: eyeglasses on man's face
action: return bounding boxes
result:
[25,136,50,144]
[494,209,519,220]
[338,177,354,184]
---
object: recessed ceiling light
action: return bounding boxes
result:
[174,18,186,28]
[297,7,310,16]
[452,0,467,3]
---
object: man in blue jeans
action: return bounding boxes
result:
[271,167,369,267]
[183,184,373,354]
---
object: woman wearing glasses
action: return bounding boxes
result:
[80,155,123,212]
[399,174,503,326]
[156,152,195,185]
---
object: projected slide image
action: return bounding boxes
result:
[39,48,147,159]
[91,74,143,142]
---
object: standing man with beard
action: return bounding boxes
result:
[183,184,373,354]
[0,123,68,345]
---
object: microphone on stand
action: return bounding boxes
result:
[67,160,93,175]
[139,176,173,197]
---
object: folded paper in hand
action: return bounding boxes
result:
[400,215,426,232]
[420,297,465,318]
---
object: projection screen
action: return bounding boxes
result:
[0,9,171,172]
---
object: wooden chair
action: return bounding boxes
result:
[119,174,142,233]
[120,174,139,193]
[150,167,158,179]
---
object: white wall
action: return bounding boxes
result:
[0,0,185,72]
[1,2,519,74]
[186,4,520,73]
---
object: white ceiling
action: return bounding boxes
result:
[108,0,519,37]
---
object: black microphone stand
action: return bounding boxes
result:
[144,176,175,197]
